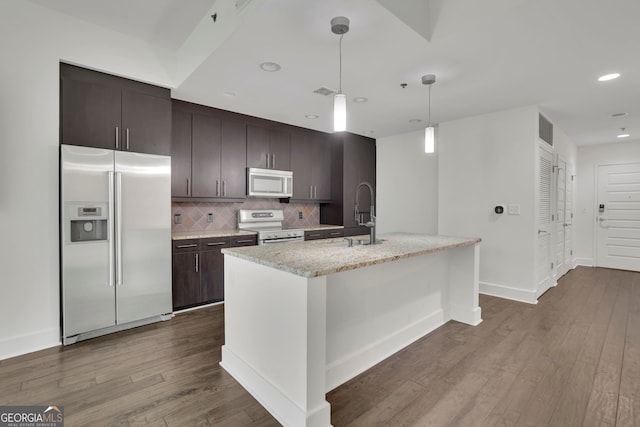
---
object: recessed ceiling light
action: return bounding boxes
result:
[223,91,237,97]
[617,127,630,138]
[260,62,281,72]
[611,112,628,118]
[598,73,620,82]
[353,97,368,103]
[305,114,319,119]
[409,119,423,123]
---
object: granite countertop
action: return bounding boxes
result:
[172,229,257,240]
[222,232,481,278]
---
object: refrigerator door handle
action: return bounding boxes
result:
[108,171,115,287]
[115,171,123,286]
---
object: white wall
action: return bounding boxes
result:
[376,130,438,234]
[0,0,173,360]
[575,139,640,266]
[438,106,538,303]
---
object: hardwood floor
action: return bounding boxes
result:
[0,266,638,426]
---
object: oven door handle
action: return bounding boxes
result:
[261,237,304,244]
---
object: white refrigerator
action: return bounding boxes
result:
[61,144,172,344]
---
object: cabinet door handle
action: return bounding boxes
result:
[234,239,254,244]
[216,180,220,197]
[187,178,191,196]
[177,244,198,249]
[330,231,341,236]
[272,154,276,169]
[222,180,226,197]
[115,126,119,149]
[310,186,313,199]
[266,153,270,168]
[207,241,226,246]
[308,233,321,238]
[126,128,130,151]
[195,253,199,273]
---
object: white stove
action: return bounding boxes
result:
[237,209,305,244]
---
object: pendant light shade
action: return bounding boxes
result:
[424,126,435,153]
[422,74,436,153]
[331,16,349,132]
[334,93,347,132]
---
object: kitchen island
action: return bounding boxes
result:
[220,233,481,427]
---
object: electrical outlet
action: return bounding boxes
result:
[207,213,214,223]
[174,214,182,224]
[298,211,303,219]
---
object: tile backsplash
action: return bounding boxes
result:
[171,199,321,232]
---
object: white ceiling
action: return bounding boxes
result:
[29,0,640,145]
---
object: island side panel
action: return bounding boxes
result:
[448,243,482,326]
[220,255,331,427]
[325,250,450,391]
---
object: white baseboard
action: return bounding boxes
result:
[325,309,445,392]
[0,328,60,361]
[537,279,558,298]
[480,281,538,304]
[574,258,594,267]
[451,305,482,326]
[221,346,332,427]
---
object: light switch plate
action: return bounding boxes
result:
[508,204,520,215]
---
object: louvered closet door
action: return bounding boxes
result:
[596,163,640,271]
[537,147,554,292]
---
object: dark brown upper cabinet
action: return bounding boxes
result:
[60,63,171,156]
[247,125,291,170]
[171,100,247,200]
[291,130,331,201]
[320,133,376,234]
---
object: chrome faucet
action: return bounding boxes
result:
[354,181,376,244]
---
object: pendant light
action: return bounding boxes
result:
[331,16,349,132]
[422,74,436,153]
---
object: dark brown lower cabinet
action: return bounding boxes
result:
[304,228,344,241]
[199,237,229,305]
[172,235,257,310]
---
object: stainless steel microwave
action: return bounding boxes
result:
[247,167,293,198]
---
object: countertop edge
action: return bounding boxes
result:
[172,230,257,240]
[222,234,481,278]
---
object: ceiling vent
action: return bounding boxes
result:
[313,87,336,96]
[539,114,553,146]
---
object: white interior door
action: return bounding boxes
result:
[564,165,574,270]
[555,159,573,277]
[555,158,567,275]
[596,163,640,271]
[537,146,554,294]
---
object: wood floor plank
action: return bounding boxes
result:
[616,272,640,427]
[1,267,640,426]
[547,277,623,427]
[581,274,630,427]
